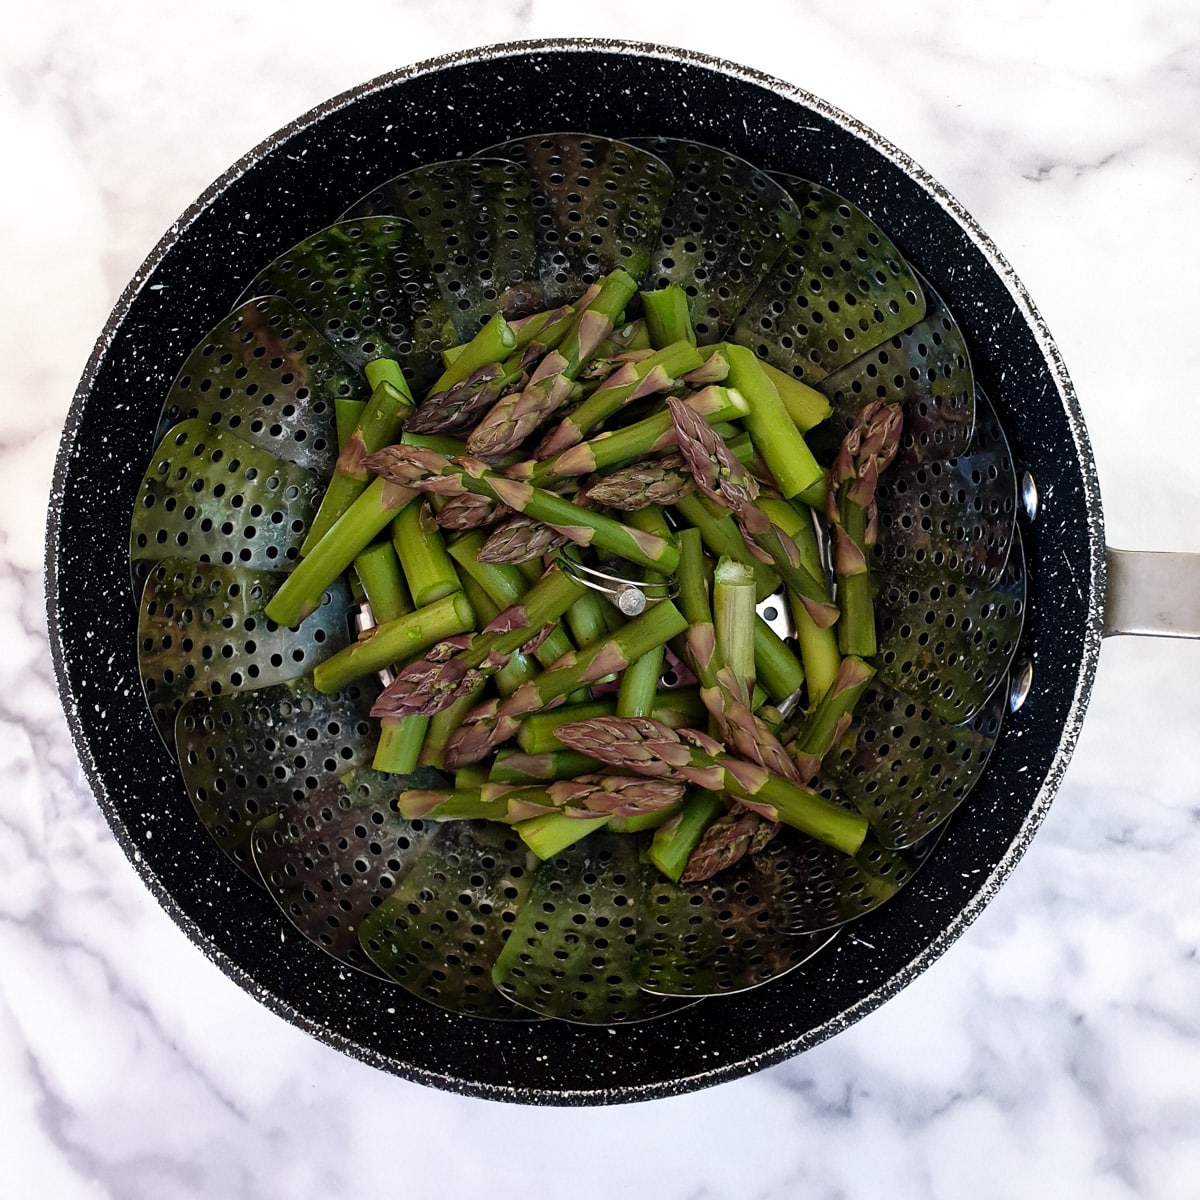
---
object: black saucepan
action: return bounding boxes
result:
[45,40,1102,1103]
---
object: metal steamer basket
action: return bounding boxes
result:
[46,40,1199,1104]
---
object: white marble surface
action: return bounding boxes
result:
[7,1,1200,1196]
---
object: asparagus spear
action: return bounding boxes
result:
[264,476,417,627]
[649,789,726,882]
[363,444,680,575]
[445,529,575,667]
[301,371,415,555]
[639,285,697,348]
[354,539,426,773]
[713,557,757,698]
[674,528,800,784]
[756,496,841,705]
[335,397,367,450]
[524,384,749,484]
[428,312,517,392]
[475,511,571,565]
[370,567,584,718]
[489,748,606,783]
[465,269,638,458]
[535,340,704,458]
[443,600,689,768]
[666,395,839,628]
[433,490,509,531]
[391,498,462,607]
[724,343,824,500]
[827,400,904,658]
[580,451,695,511]
[556,716,868,856]
[311,590,476,694]
[681,807,780,883]
[405,360,521,437]
[787,655,875,782]
[396,775,685,822]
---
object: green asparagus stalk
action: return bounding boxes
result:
[353,538,426,772]
[667,396,839,628]
[566,591,615,650]
[353,540,412,621]
[418,681,485,769]
[391,498,462,607]
[301,373,415,554]
[427,311,518,396]
[363,444,680,575]
[787,655,875,782]
[489,748,606,783]
[524,384,750,485]
[827,400,904,658]
[443,600,689,767]
[446,530,575,668]
[556,716,868,856]
[580,451,694,511]
[639,285,697,348]
[465,270,639,458]
[673,493,778,602]
[373,716,429,775]
[593,317,652,356]
[535,340,705,458]
[335,397,367,450]
[371,567,585,718]
[752,616,805,704]
[713,557,757,699]
[398,775,684,823]
[516,811,611,857]
[674,528,800,783]
[311,590,476,694]
[616,642,665,719]
[453,763,491,789]
[756,496,841,705]
[649,789,726,882]
[456,574,536,696]
[723,343,824,501]
[758,359,833,433]
[265,476,417,627]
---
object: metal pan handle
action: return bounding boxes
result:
[1104,549,1200,638]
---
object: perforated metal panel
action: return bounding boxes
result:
[343,157,544,339]
[237,216,453,390]
[155,296,362,477]
[875,528,1026,725]
[815,278,975,464]
[730,175,926,383]
[754,827,942,932]
[137,558,353,748]
[632,138,801,344]
[480,134,674,306]
[176,679,379,877]
[491,831,685,1023]
[873,387,1017,587]
[251,768,439,975]
[635,857,835,996]
[358,820,541,1020]
[129,419,323,598]
[825,677,1008,849]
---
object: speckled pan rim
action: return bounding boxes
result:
[44,37,1104,1106]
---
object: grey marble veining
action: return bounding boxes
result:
[6,1,1200,1196]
